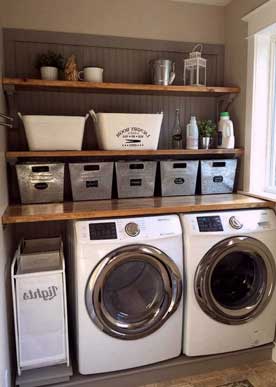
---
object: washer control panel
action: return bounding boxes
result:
[89,222,117,240]
[197,216,223,232]
[77,214,182,242]
[125,222,140,237]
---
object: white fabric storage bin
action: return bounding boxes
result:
[90,110,163,150]
[12,238,70,376]
[18,113,88,150]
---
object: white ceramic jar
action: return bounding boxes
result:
[40,66,58,81]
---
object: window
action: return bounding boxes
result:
[243,1,276,199]
[266,37,276,194]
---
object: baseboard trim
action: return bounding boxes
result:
[54,343,273,387]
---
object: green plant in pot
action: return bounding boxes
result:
[36,51,65,81]
[198,119,217,149]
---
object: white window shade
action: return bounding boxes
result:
[243,33,271,193]
[265,37,276,193]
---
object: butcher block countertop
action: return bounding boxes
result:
[2,194,273,224]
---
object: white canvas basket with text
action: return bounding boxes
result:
[11,237,70,376]
[89,110,163,150]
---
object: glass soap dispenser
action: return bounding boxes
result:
[172,109,183,149]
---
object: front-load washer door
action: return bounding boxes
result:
[85,244,182,340]
[194,236,276,325]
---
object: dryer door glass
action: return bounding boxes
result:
[195,236,276,324]
[86,244,182,339]
[102,260,165,324]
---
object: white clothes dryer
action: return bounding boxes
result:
[67,215,183,375]
[180,208,276,356]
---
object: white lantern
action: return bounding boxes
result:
[183,44,207,86]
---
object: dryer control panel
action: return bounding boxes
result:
[182,209,276,235]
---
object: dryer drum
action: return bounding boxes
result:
[194,236,276,325]
[85,244,182,339]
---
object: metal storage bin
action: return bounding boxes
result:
[16,163,64,204]
[11,237,70,375]
[160,160,199,196]
[69,162,113,201]
[116,161,157,198]
[200,159,237,194]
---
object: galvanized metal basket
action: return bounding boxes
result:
[200,159,237,194]
[116,161,157,198]
[160,160,199,196]
[16,163,65,204]
[69,162,114,201]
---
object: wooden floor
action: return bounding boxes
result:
[142,361,276,387]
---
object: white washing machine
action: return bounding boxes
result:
[180,208,276,356]
[67,215,183,375]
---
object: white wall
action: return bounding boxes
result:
[0,13,12,387]
[1,0,225,44]
[0,224,11,387]
[224,0,268,188]
[224,0,268,146]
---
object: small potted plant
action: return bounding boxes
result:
[36,51,65,81]
[198,119,217,149]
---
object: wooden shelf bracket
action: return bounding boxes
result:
[4,84,19,129]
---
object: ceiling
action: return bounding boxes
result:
[172,0,232,6]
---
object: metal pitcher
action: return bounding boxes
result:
[150,59,176,86]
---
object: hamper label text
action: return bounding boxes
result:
[116,127,151,139]
[23,286,58,301]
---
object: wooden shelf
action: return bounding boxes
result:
[2,194,272,224]
[2,78,240,96]
[6,148,244,159]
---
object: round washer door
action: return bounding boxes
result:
[194,236,276,325]
[86,244,182,340]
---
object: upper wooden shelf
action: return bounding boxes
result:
[6,148,244,159]
[1,194,271,224]
[2,78,240,96]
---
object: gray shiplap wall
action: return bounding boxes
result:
[4,29,224,84]
[3,29,226,202]
[13,92,216,150]
[4,29,223,151]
